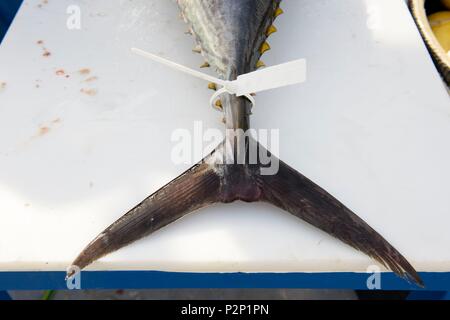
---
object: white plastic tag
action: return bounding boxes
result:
[131,47,307,108]
[233,59,306,96]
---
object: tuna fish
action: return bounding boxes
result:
[68,0,423,287]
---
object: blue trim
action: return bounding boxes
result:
[0,271,449,291]
[0,291,11,300]
[0,0,23,43]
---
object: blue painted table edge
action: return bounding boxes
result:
[0,271,449,291]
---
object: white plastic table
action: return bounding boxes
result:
[0,0,449,290]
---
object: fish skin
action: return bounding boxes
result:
[69,0,423,287]
[177,0,281,79]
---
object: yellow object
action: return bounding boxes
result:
[428,11,450,27]
[260,42,271,54]
[428,11,450,53]
[266,25,277,36]
[256,60,266,68]
[274,8,283,18]
[208,82,217,91]
[442,0,450,10]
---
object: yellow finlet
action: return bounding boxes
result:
[260,42,271,54]
[256,60,266,69]
[275,7,284,18]
[266,25,277,36]
[215,100,223,109]
[208,83,217,91]
[200,62,210,68]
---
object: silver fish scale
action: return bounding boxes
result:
[177,0,281,80]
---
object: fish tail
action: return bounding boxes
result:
[256,146,424,287]
[67,148,222,278]
[68,140,423,287]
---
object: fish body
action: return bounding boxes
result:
[178,0,279,79]
[69,0,423,287]
[178,0,281,134]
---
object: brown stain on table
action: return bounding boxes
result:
[34,118,62,139]
[77,69,99,96]
[37,0,49,8]
[80,88,98,96]
[36,40,51,57]
[55,69,72,79]
[38,126,51,136]
[51,66,98,93]
[84,76,98,83]
[79,68,91,75]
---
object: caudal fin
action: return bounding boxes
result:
[258,155,424,287]
[68,141,423,287]
[67,149,221,278]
